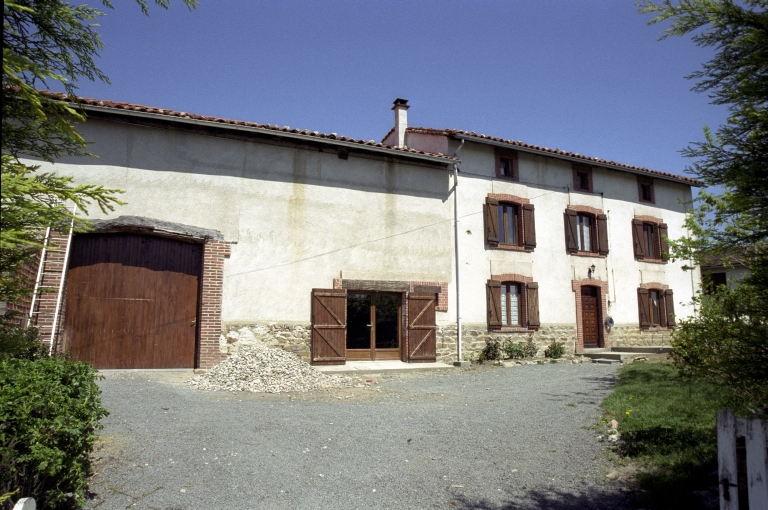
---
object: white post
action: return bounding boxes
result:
[49,205,77,355]
[745,417,768,508]
[718,408,739,510]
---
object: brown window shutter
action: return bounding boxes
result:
[597,214,609,255]
[658,223,669,261]
[522,203,536,249]
[637,288,650,330]
[526,282,540,328]
[632,219,645,259]
[664,289,676,327]
[485,198,499,245]
[564,209,578,252]
[487,280,502,327]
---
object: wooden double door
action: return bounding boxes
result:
[346,292,401,361]
[62,233,202,369]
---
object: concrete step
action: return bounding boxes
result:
[591,358,622,364]
[580,350,632,362]
[611,346,672,354]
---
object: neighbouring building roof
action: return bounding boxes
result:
[43,92,457,165]
[383,126,703,186]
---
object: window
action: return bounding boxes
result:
[572,163,593,192]
[495,148,519,181]
[637,287,675,329]
[501,283,521,326]
[632,219,668,261]
[576,214,592,252]
[564,209,609,255]
[704,272,727,294]
[637,176,655,203]
[498,203,520,245]
[487,280,540,330]
[484,197,536,250]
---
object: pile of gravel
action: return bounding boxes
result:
[189,345,355,393]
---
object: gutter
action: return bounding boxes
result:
[79,104,456,166]
[450,133,701,187]
[452,139,467,367]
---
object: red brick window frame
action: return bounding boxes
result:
[487,274,539,332]
[637,176,655,204]
[631,215,668,264]
[572,163,594,192]
[485,194,536,252]
[572,278,610,352]
[495,147,519,181]
[410,281,448,312]
[564,205,608,258]
[638,282,675,331]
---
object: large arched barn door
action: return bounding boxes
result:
[63,233,202,369]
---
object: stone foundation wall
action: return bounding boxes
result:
[608,325,673,348]
[436,323,578,364]
[221,323,311,361]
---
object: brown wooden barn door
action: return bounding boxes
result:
[581,286,600,348]
[311,289,347,365]
[407,292,436,362]
[64,233,201,369]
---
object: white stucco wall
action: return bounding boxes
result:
[452,141,700,329]
[37,119,455,324]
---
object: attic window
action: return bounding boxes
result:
[572,163,593,192]
[638,176,655,203]
[494,148,519,181]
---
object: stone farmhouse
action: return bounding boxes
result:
[18,96,702,369]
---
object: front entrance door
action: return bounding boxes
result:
[346,292,401,360]
[581,286,600,348]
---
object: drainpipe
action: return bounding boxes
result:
[453,140,467,366]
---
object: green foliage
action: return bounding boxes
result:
[639,0,768,412]
[601,362,726,510]
[502,339,537,359]
[544,341,565,359]
[0,314,47,361]
[477,339,502,363]
[0,356,108,509]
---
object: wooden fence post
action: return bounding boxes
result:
[745,417,768,508]
[718,408,739,510]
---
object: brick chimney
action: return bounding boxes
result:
[392,98,409,148]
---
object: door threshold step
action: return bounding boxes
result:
[315,360,453,374]
[591,358,622,364]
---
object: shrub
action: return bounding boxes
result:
[0,315,47,361]
[544,341,566,359]
[503,340,537,359]
[477,339,502,362]
[0,357,108,509]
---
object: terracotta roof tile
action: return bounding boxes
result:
[384,126,701,186]
[42,92,456,162]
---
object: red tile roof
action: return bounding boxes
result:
[43,92,456,163]
[384,126,702,186]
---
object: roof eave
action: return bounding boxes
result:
[79,104,455,166]
[450,133,701,187]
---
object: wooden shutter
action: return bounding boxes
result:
[485,198,499,244]
[658,223,669,261]
[564,209,578,252]
[311,288,346,365]
[632,219,645,259]
[486,280,502,328]
[407,293,436,362]
[526,282,540,328]
[597,214,609,256]
[637,288,650,330]
[664,289,676,327]
[523,203,536,249]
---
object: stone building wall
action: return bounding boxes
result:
[608,325,673,348]
[221,323,311,361]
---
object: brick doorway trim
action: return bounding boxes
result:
[572,278,610,353]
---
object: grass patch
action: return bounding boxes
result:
[600,362,726,510]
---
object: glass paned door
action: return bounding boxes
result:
[346,292,401,360]
[346,294,371,350]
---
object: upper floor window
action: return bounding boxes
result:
[494,148,519,181]
[572,163,593,192]
[632,218,668,262]
[564,208,608,256]
[637,176,655,203]
[484,196,536,250]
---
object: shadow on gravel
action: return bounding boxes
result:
[450,487,633,510]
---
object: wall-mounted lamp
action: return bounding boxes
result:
[588,264,596,278]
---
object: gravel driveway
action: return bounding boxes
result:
[87,363,633,509]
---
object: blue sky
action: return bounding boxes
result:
[64,0,727,178]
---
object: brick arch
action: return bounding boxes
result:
[639,281,669,290]
[490,273,533,284]
[487,193,530,205]
[567,204,604,216]
[572,278,610,352]
[634,215,664,224]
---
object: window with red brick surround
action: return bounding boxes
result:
[484,194,536,251]
[637,282,675,330]
[487,274,539,332]
[495,147,519,181]
[631,215,668,263]
[563,205,608,257]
